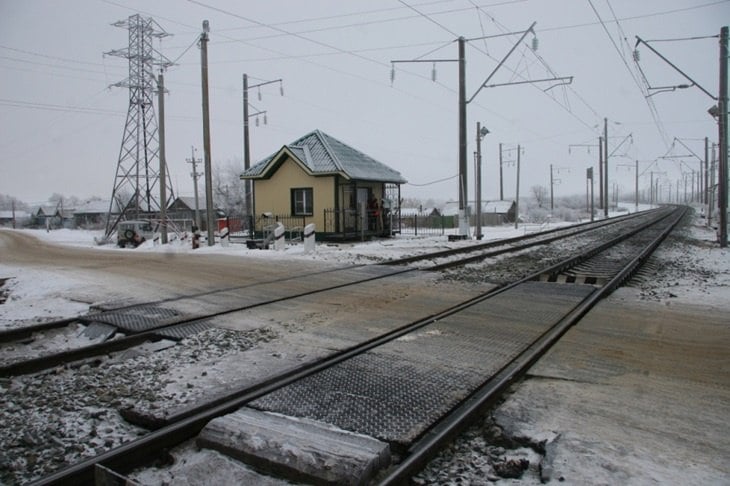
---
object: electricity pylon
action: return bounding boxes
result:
[102,14,175,240]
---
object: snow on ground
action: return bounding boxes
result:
[0,224,530,328]
[0,214,584,327]
[0,267,93,326]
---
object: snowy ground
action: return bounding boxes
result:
[0,222,549,328]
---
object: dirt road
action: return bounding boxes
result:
[0,229,333,304]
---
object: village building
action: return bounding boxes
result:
[29,205,57,229]
[166,196,225,232]
[441,200,517,226]
[72,199,110,229]
[241,130,406,240]
[0,210,30,227]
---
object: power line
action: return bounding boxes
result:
[0,98,124,116]
[644,34,720,43]
[211,0,526,38]
[407,174,459,187]
[468,3,600,130]
[398,0,460,38]
[587,0,673,150]
[540,0,729,34]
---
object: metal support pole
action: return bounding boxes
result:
[590,168,596,221]
[550,164,554,211]
[718,25,728,247]
[475,122,484,240]
[598,136,604,211]
[635,160,639,212]
[604,117,609,217]
[200,20,215,246]
[514,145,521,229]
[499,143,504,201]
[243,73,252,225]
[157,73,168,244]
[705,137,710,206]
[650,171,654,206]
[709,143,716,226]
[458,36,468,235]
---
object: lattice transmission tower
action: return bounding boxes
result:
[103,14,175,239]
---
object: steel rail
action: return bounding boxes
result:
[0,317,78,343]
[376,206,687,485]
[384,208,657,267]
[3,211,660,377]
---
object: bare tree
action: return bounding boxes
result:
[531,185,547,208]
[213,159,247,218]
[0,194,27,211]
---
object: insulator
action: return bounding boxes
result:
[390,65,395,84]
[633,49,640,62]
[531,36,539,51]
[432,62,437,82]
[280,83,284,96]
[264,113,268,125]
[258,87,262,101]
[255,116,260,127]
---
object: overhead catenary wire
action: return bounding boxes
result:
[407,174,459,187]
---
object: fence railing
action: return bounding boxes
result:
[398,214,455,236]
[220,215,309,241]
[323,208,395,239]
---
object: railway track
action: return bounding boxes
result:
[1,208,663,378]
[26,206,685,485]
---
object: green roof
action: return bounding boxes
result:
[242,130,406,184]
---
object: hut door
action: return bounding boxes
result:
[356,188,369,232]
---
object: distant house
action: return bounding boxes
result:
[0,210,30,227]
[55,208,76,229]
[72,200,109,228]
[72,199,122,229]
[400,207,441,217]
[441,200,516,225]
[167,196,225,232]
[241,130,406,239]
[29,205,56,228]
[481,200,517,224]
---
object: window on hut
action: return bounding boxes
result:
[291,188,313,216]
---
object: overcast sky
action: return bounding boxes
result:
[1,0,727,206]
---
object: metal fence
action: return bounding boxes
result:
[220,214,309,241]
[398,214,456,236]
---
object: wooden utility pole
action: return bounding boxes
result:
[187,146,202,230]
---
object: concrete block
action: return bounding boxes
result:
[197,407,390,485]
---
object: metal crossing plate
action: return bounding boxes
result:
[87,305,182,333]
[251,281,595,447]
[154,320,212,340]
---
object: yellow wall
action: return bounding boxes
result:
[253,156,335,230]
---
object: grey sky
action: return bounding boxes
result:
[0,0,727,206]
